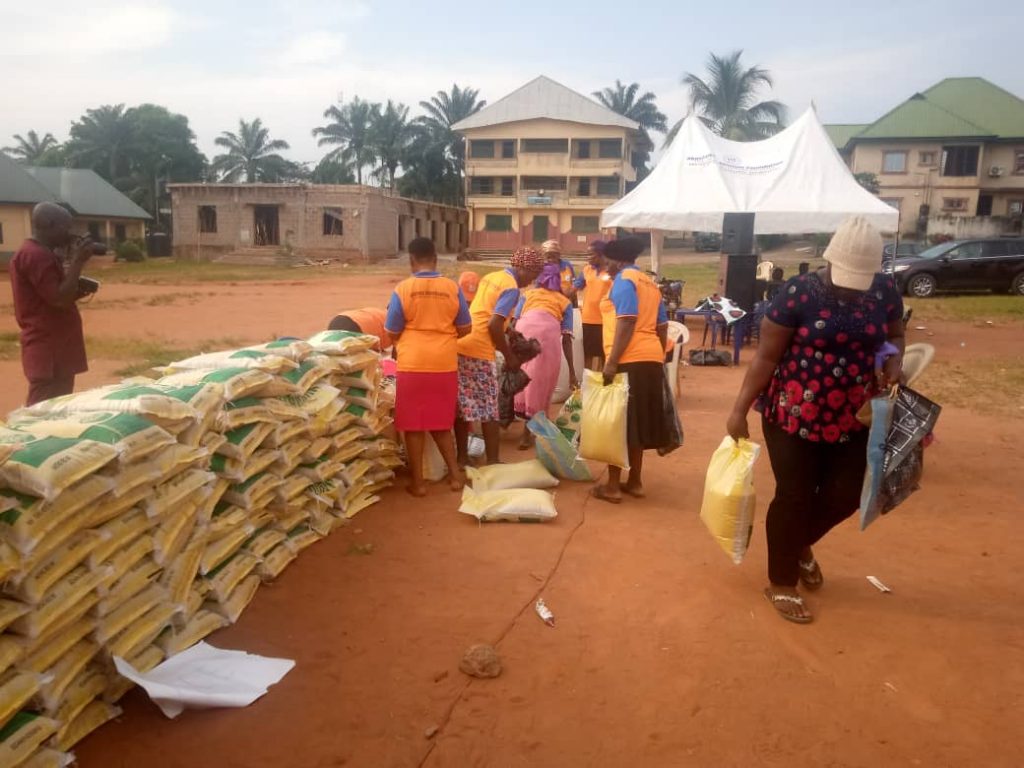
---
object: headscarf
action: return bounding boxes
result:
[511,246,544,270]
[604,237,645,263]
[541,239,561,255]
[588,239,608,254]
[536,263,562,291]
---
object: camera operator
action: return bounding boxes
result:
[10,202,99,405]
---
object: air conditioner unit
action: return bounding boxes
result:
[989,165,1004,177]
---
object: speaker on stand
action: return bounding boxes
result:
[720,212,757,312]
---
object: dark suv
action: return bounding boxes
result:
[885,238,1024,298]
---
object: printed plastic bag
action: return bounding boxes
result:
[467,460,558,492]
[553,389,583,443]
[459,486,557,523]
[579,370,629,469]
[656,368,684,457]
[699,437,760,564]
[527,414,593,482]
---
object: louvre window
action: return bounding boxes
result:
[598,139,622,159]
[484,215,513,232]
[941,146,979,177]
[572,216,599,233]
[522,139,568,153]
[470,141,495,159]
[596,177,620,196]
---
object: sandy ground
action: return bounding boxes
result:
[1,269,1022,767]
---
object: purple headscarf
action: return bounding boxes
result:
[537,263,562,291]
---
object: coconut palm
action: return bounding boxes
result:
[593,80,667,174]
[211,118,290,182]
[312,97,380,185]
[667,50,786,144]
[417,84,486,202]
[3,130,60,164]
[369,100,414,191]
[67,104,134,180]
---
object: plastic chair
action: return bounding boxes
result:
[665,320,689,401]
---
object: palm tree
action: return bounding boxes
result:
[67,104,133,179]
[417,84,486,202]
[593,80,667,175]
[369,100,414,191]
[211,118,290,182]
[312,97,380,185]
[667,50,786,144]
[4,131,60,164]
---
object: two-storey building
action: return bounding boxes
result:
[827,78,1024,237]
[453,76,640,254]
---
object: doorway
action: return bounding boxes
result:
[253,206,280,246]
[976,194,993,216]
[532,215,549,242]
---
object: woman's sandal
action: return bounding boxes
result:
[621,485,646,499]
[764,588,814,624]
[798,558,824,591]
[589,486,622,505]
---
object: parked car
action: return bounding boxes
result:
[694,231,721,252]
[884,237,1024,297]
[882,241,923,260]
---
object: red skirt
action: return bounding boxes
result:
[395,371,458,431]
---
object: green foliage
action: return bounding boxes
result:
[415,84,486,204]
[313,97,381,186]
[667,50,786,144]
[311,156,356,184]
[115,239,146,262]
[593,80,667,175]
[210,118,290,182]
[3,130,60,164]
[369,100,414,190]
[854,172,880,194]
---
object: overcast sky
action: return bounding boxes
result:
[3,0,1020,164]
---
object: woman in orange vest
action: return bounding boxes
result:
[591,237,670,504]
[512,262,578,449]
[385,237,472,496]
[328,307,391,350]
[541,239,577,303]
[573,239,611,370]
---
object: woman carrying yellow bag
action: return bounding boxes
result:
[589,237,669,504]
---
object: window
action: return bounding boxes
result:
[521,176,567,191]
[882,150,908,174]
[918,151,937,166]
[947,242,983,259]
[323,207,344,236]
[598,139,622,159]
[596,176,620,196]
[470,177,495,195]
[1014,150,1024,175]
[942,197,969,211]
[1010,200,1024,216]
[577,140,591,159]
[470,141,495,159]
[576,178,592,197]
[941,146,979,177]
[500,177,514,196]
[501,140,516,159]
[572,216,600,234]
[880,198,902,210]
[521,139,568,153]
[198,206,217,233]
[484,215,513,232]
[114,224,126,241]
[88,222,101,239]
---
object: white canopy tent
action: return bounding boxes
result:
[600,108,899,273]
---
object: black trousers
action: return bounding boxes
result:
[762,416,868,586]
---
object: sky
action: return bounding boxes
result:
[2,0,1020,165]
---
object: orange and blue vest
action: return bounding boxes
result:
[600,265,668,364]
[456,268,521,361]
[385,272,470,372]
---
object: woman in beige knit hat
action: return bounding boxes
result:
[726,216,906,624]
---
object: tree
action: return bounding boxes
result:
[67,104,134,180]
[211,118,290,182]
[667,50,786,144]
[854,172,880,194]
[311,156,356,184]
[3,131,60,164]
[417,84,486,203]
[398,125,460,205]
[369,100,414,191]
[312,97,380,185]
[593,80,667,177]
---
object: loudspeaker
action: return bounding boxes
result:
[721,212,755,255]
[724,253,758,312]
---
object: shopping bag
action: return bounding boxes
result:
[859,395,895,530]
[699,437,760,564]
[578,369,629,469]
[527,413,593,482]
[498,369,530,428]
[656,367,684,457]
[553,389,583,444]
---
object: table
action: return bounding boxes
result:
[675,309,746,364]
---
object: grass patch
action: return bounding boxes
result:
[85,336,246,378]
[915,356,1024,420]
[0,331,19,361]
[143,292,198,307]
[907,295,1024,324]
[96,259,402,285]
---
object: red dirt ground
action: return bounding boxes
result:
[1,272,1022,767]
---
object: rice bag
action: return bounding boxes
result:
[467,460,558,492]
[0,436,118,502]
[699,437,760,564]
[458,486,557,523]
[579,370,629,469]
[161,348,296,374]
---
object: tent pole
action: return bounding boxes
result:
[650,230,663,276]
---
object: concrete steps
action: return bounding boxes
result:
[213,247,298,266]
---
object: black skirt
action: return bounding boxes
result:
[620,361,669,450]
[582,323,604,360]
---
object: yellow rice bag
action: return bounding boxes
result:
[319,351,379,375]
[94,556,161,617]
[55,699,121,751]
[357,437,399,458]
[200,525,253,576]
[246,507,274,531]
[332,365,380,391]
[278,358,331,393]
[0,638,23,677]
[54,665,107,725]
[0,436,118,502]
[298,437,331,464]
[95,583,168,644]
[260,419,309,449]
[88,510,154,567]
[36,639,99,711]
[162,348,296,374]
[304,479,342,508]
[285,524,323,553]
[296,457,344,484]
[223,473,284,509]
[278,384,341,417]
[83,484,149,530]
[195,479,229,528]
[152,501,199,566]
[145,470,215,518]
[271,505,309,533]
[274,475,311,504]
[157,366,274,401]
[0,670,42,729]
[218,397,305,431]
[8,566,105,638]
[158,609,226,657]
[20,618,94,674]
[331,441,366,465]
[15,382,224,428]
[18,746,75,768]
[5,411,176,466]
[308,505,340,536]
[257,543,297,582]
[306,330,379,355]
[207,574,261,624]
[206,505,249,539]
[200,431,227,456]
[344,493,381,519]
[0,600,30,633]
[106,603,177,660]
[216,422,276,461]
[244,339,314,362]
[339,459,374,487]
[205,552,260,602]
[160,543,204,608]
[243,527,287,559]
[9,530,107,604]
[305,399,347,439]
[0,713,59,766]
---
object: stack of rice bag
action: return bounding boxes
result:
[0,330,398,764]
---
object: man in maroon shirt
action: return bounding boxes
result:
[10,202,95,405]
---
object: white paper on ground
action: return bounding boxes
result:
[113,641,295,718]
